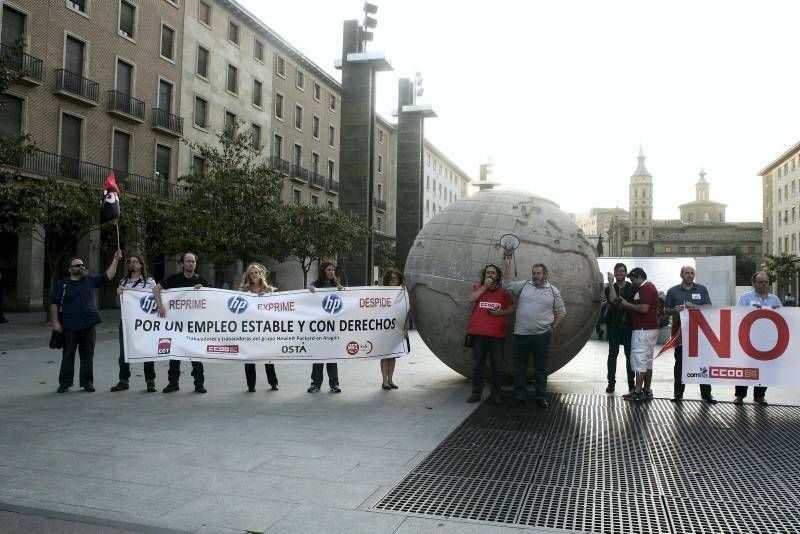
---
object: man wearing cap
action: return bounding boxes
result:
[616,267,659,401]
[664,265,716,403]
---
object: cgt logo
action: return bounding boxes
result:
[227,295,248,314]
[710,367,759,380]
[140,294,159,315]
[322,293,343,315]
[345,340,374,356]
[158,338,172,355]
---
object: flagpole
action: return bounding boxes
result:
[115,221,121,251]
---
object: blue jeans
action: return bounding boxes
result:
[513,333,551,401]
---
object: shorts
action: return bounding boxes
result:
[630,329,659,372]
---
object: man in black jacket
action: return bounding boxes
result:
[603,263,636,393]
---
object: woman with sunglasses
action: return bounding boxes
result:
[239,263,279,392]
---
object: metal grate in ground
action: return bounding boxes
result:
[373,393,800,532]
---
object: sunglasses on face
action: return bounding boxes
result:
[70,263,85,268]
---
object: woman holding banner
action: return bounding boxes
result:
[380,268,407,390]
[239,263,279,392]
[307,261,343,393]
[111,255,156,393]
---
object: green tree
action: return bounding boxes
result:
[374,238,397,273]
[278,204,369,287]
[763,253,798,293]
[174,121,285,265]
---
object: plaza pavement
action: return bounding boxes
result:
[0,311,797,533]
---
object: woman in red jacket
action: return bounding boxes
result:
[466,264,515,404]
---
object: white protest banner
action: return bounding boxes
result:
[122,286,408,363]
[681,306,795,387]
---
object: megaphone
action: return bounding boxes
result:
[499,233,520,258]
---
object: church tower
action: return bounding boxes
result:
[626,145,654,255]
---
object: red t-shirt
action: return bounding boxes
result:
[630,281,659,330]
[466,283,513,338]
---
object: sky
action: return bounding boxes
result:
[240,0,800,223]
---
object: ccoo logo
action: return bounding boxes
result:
[227,295,248,314]
[321,293,343,315]
[139,294,158,315]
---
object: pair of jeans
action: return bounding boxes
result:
[59,326,96,387]
[118,321,155,383]
[735,385,767,398]
[471,335,504,397]
[673,345,711,398]
[245,363,278,389]
[311,363,338,387]
[606,326,634,391]
[513,333,551,401]
[167,360,204,386]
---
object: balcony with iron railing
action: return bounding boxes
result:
[269,156,291,176]
[373,198,387,212]
[5,148,185,201]
[151,108,184,137]
[309,171,326,189]
[107,90,145,123]
[53,68,99,105]
[327,178,339,194]
[290,164,309,183]
[1,44,43,84]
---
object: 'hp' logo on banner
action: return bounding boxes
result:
[227,295,248,314]
[322,293,343,314]
[139,294,158,315]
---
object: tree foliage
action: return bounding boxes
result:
[763,253,798,290]
[173,121,285,265]
[277,204,370,287]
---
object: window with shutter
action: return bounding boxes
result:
[65,36,84,75]
[156,145,171,181]
[1,6,25,46]
[116,60,132,95]
[113,131,130,175]
[60,114,82,161]
[119,2,135,37]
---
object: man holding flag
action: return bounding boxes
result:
[664,265,716,404]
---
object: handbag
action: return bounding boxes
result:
[49,283,66,350]
[464,334,473,348]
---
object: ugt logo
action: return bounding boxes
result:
[139,294,158,315]
[227,295,248,314]
[322,293,343,315]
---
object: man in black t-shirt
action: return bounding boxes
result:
[603,263,636,393]
[153,252,209,393]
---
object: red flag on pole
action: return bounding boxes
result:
[655,331,681,359]
[100,172,121,224]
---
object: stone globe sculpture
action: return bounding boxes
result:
[405,189,603,380]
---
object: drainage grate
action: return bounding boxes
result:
[373,394,800,533]
[373,472,526,524]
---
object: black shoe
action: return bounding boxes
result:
[467,394,481,403]
[754,397,769,406]
[194,384,207,394]
[536,399,549,409]
[83,385,95,393]
[270,384,279,391]
[605,384,615,393]
[702,395,718,405]
[382,384,392,390]
[389,383,398,390]
[162,383,179,393]
[110,382,129,392]
[56,385,68,393]
[146,381,157,393]
[307,384,320,393]
[643,390,654,401]
[247,386,256,393]
[331,385,342,393]
[512,397,526,406]
[623,391,642,401]
[670,395,683,403]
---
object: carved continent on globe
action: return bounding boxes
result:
[405,189,603,380]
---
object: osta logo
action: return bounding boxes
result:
[346,341,360,355]
[227,295,248,314]
[322,293,343,315]
[139,294,159,315]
